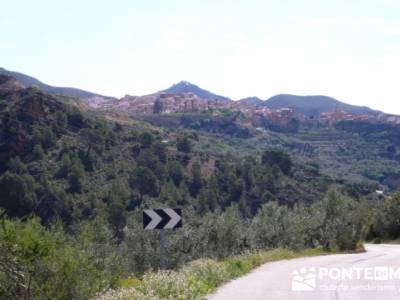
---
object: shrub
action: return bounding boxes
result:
[176,136,192,153]
[0,216,108,300]
[0,172,37,217]
[33,144,45,160]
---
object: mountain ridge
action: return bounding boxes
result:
[238,96,264,106]
[0,67,115,100]
[159,81,230,101]
[0,67,383,116]
[263,94,379,117]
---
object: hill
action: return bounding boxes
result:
[0,73,396,299]
[237,96,264,106]
[160,81,230,101]
[264,94,379,117]
[0,67,115,100]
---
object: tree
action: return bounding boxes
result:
[33,144,44,160]
[176,136,192,153]
[262,149,292,175]
[372,191,400,239]
[56,153,71,178]
[68,158,86,193]
[130,167,159,200]
[190,162,202,197]
[54,111,68,132]
[153,98,164,114]
[167,161,184,187]
[105,181,130,237]
[0,172,37,217]
[0,216,110,299]
[137,149,159,170]
[152,142,168,163]
[81,128,106,154]
[67,106,84,128]
[196,188,217,214]
[32,127,55,149]
[250,201,289,249]
[198,207,246,258]
[139,132,154,148]
[315,188,368,251]
[7,156,27,174]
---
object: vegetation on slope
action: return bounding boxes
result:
[95,249,328,300]
[1,75,400,299]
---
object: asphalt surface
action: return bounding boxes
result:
[208,244,400,300]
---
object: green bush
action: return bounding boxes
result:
[96,248,327,300]
[0,215,110,300]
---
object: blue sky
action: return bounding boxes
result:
[1,0,400,113]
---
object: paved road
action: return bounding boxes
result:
[208,244,400,300]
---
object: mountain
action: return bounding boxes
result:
[237,97,264,106]
[0,67,115,100]
[263,94,379,117]
[159,81,230,101]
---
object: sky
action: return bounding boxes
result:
[1,0,400,113]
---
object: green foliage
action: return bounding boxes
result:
[105,180,130,235]
[0,172,37,217]
[32,144,45,160]
[136,149,159,170]
[153,98,164,114]
[152,142,168,163]
[56,153,71,178]
[316,188,369,250]
[32,126,55,149]
[68,157,86,193]
[167,161,184,187]
[250,188,369,251]
[139,132,154,148]
[66,105,84,128]
[2,84,399,299]
[7,156,27,174]
[0,216,108,300]
[189,162,202,197]
[96,248,327,300]
[371,191,400,239]
[130,167,159,198]
[176,135,192,153]
[196,188,218,214]
[262,149,292,175]
[54,111,68,132]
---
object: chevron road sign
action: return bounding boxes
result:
[143,208,182,230]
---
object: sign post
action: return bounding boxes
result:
[143,208,182,270]
[159,230,166,270]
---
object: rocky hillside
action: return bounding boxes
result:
[0,73,350,222]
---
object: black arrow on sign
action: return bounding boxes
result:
[155,209,170,229]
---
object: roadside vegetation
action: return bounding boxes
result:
[95,249,328,300]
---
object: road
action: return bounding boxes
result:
[208,244,400,300]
